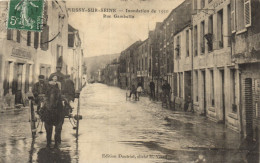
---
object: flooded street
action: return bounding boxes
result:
[0,83,259,163]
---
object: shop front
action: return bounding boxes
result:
[2,45,35,104]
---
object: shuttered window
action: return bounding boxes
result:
[34,32,39,49]
[17,30,20,43]
[40,25,49,51]
[231,0,236,33]
[244,0,251,27]
[27,32,31,46]
[7,29,13,40]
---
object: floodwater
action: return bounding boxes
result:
[0,83,259,163]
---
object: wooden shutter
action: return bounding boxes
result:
[3,61,10,95]
[25,64,30,93]
[40,25,49,51]
[17,30,20,43]
[34,32,39,49]
[231,0,236,33]
[244,0,251,27]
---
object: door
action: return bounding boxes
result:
[220,70,225,123]
[202,70,206,115]
[184,71,192,100]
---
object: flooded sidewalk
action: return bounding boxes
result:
[0,83,259,163]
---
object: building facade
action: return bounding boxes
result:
[0,1,84,105]
[68,24,84,90]
[1,1,69,103]
[192,0,240,132]
[174,24,193,110]
[230,0,260,138]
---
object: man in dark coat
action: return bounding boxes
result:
[62,75,75,115]
[149,80,155,100]
[32,75,48,113]
[63,75,75,102]
[162,80,171,104]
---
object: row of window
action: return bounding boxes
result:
[7,25,49,51]
[192,68,237,112]
[190,1,251,57]
[175,29,190,58]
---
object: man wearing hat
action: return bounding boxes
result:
[48,65,65,85]
[32,75,48,112]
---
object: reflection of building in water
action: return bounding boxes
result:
[0,1,76,103]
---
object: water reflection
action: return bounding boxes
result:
[0,83,260,162]
[37,147,71,163]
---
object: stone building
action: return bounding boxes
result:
[148,22,163,98]
[173,23,193,110]
[156,0,192,101]
[230,0,260,139]
[191,0,239,131]
[136,39,149,91]
[0,1,70,103]
[102,58,120,86]
[119,41,142,89]
[68,24,84,90]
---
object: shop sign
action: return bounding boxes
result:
[11,48,32,59]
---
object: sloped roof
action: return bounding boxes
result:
[68,24,77,32]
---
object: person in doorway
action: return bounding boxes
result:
[184,96,191,112]
[44,75,64,148]
[32,75,48,112]
[149,80,155,100]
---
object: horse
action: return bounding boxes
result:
[40,82,65,148]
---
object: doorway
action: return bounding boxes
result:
[202,70,206,115]
[184,71,192,100]
[220,70,225,123]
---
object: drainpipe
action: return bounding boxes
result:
[191,25,194,113]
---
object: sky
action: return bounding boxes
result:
[67,0,184,57]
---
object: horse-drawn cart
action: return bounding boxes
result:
[28,91,82,138]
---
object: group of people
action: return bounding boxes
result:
[128,79,172,102]
[149,79,171,102]
[129,82,143,101]
[32,65,75,148]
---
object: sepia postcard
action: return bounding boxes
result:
[0,0,260,162]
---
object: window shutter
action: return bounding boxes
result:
[231,0,236,33]
[34,32,39,49]
[40,25,49,51]
[244,0,251,27]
